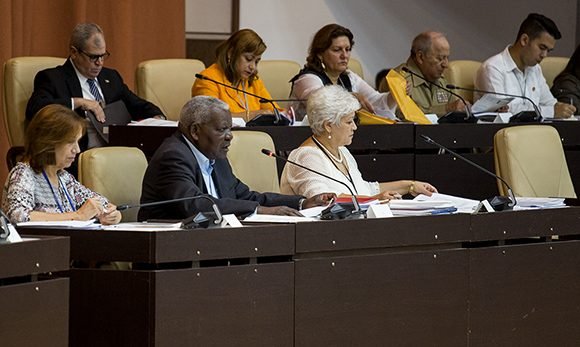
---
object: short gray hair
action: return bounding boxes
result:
[178,96,230,133]
[70,23,104,50]
[306,85,360,136]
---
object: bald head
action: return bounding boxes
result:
[409,31,450,82]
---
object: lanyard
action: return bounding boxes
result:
[42,171,77,213]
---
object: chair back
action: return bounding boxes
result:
[228,131,280,193]
[494,125,576,198]
[444,60,482,103]
[539,56,569,88]
[78,147,148,222]
[258,60,301,100]
[3,56,66,146]
[135,59,205,121]
[348,58,364,79]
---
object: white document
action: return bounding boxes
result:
[102,222,182,231]
[472,94,514,113]
[243,214,318,223]
[299,205,328,218]
[513,197,566,209]
[414,193,480,214]
[17,220,101,229]
[129,118,178,127]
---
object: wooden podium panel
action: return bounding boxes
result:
[469,241,580,346]
[20,225,295,347]
[0,236,70,347]
[295,214,470,253]
[69,263,293,347]
[295,249,469,346]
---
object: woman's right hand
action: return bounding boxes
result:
[75,198,104,221]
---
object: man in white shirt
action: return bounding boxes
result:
[475,13,575,119]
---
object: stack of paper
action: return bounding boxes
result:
[17,220,101,229]
[388,199,457,216]
[514,197,566,210]
[414,193,480,214]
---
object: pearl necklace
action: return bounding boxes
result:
[312,136,343,163]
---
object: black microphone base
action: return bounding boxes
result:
[438,111,477,124]
[246,114,291,127]
[486,196,514,211]
[320,203,366,220]
[181,212,221,229]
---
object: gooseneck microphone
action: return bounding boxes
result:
[419,134,517,210]
[118,195,223,228]
[401,66,474,121]
[446,84,543,121]
[195,73,288,125]
[261,148,363,217]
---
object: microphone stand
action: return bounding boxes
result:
[195,73,289,126]
[401,66,475,122]
[118,195,223,228]
[419,134,517,210]
[261,148,364,218]
[446,84,543,121]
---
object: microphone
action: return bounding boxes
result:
[261,148,363,219]
[419,134,516,211]
[194,73,290,126]
[401,66,475,122]
[119,195,223,228]
[446,84,542,121]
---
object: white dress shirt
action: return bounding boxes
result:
[475,45,556,118]
[280,145,380,197]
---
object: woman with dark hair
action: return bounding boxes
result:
[289,24,397,119]
[2,104,121,225]
[192,29,280,121]
[551,45,580,108]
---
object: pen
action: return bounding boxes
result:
[430,207,457,215]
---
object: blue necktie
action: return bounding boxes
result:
[87,79,103,102]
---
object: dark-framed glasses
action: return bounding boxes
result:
[77,48,111,63]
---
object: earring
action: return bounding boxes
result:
[321,61,326,70]
[328,133,332,139]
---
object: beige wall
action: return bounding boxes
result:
[239,0,577,83]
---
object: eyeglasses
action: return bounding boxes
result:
[77,48,111,63]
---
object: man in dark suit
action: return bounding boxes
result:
[138,96,334,220]
[26,22,164,149]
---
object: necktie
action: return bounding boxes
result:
[87,79,104,102]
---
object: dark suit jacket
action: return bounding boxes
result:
[26,58,163,121]
[138,132,302,221]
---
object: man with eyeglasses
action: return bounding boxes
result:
[26,22,165,149]
[475,13,576,119]
[394,31,467,117]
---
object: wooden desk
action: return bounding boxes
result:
[0,236,70,347]
[20,225,295,347]
[19,208,580,346]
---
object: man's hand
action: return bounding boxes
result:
[257,206,303,216]
[446,98,470,112]
[75,97,106,122]
[554,102,576,119]
[302,193,336,209]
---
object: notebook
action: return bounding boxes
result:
[87,100,132,143]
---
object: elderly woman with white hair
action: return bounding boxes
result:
[280,85,437,200]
